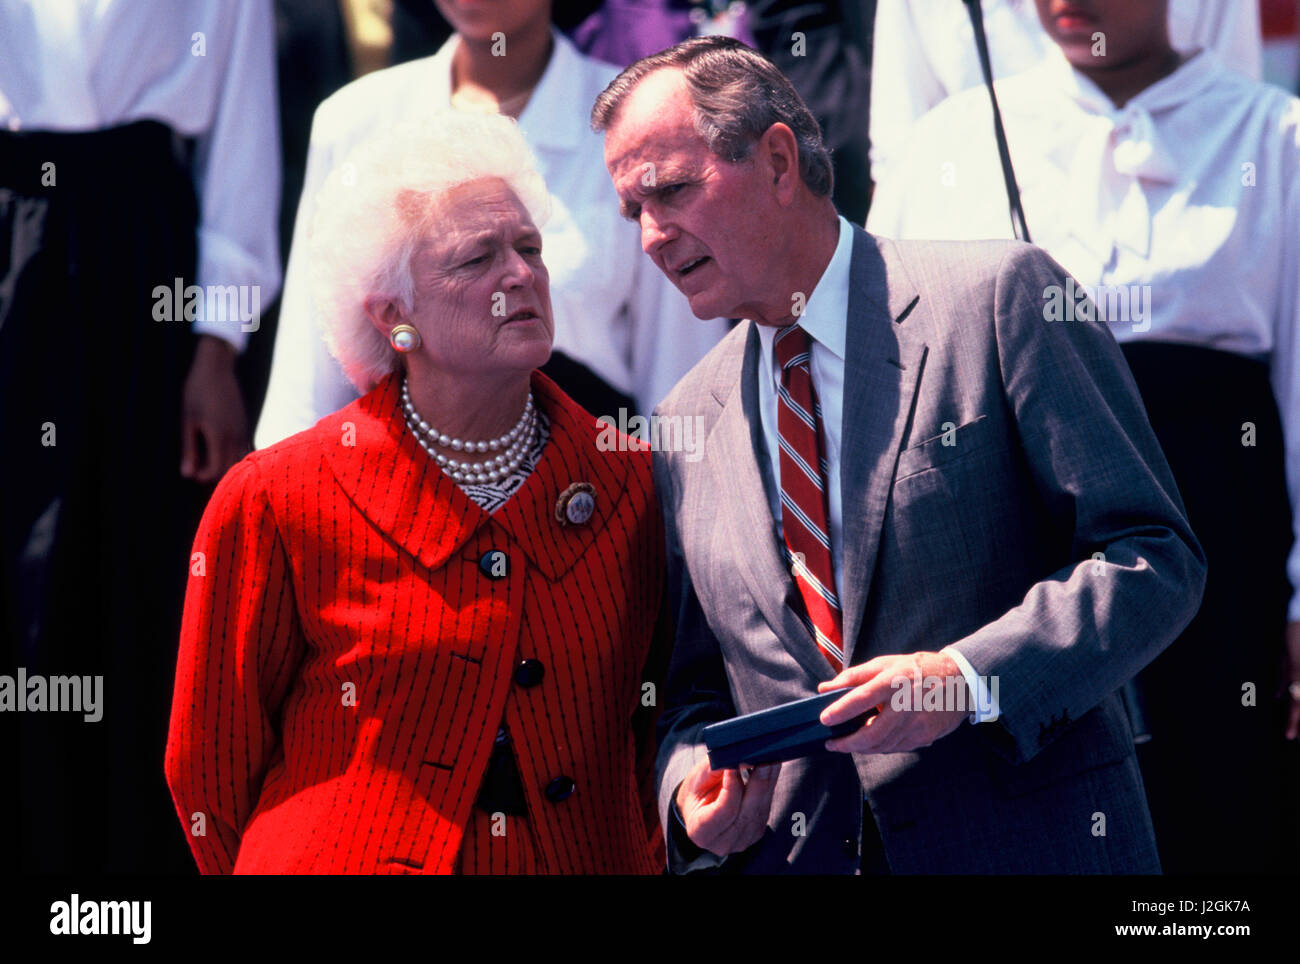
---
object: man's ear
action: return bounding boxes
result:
[362,294,403,340]
[757,122,801,204]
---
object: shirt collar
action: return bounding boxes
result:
[514,29,590,152]
[424,28,588,152]
[1047,43,1222,118]
[758,215,853,371]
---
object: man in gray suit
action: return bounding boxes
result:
[591,36,1207,873]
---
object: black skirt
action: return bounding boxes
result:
[1,121,204,872]
[1120,340,1299,874]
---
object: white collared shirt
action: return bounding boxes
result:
[869,0,1262,190]
[254,29,727,448]
[756,216,996,721]
[0,0,283,352]
[868,46,1300,622]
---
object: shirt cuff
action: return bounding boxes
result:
[943,646,999,724]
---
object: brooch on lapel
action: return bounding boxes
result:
[555,482,596,527]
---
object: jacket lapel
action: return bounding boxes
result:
[490,369,632,581]
[707,325,835,681]
[322,373,488,572]
[839,229,927,666]
[321,371,633,581]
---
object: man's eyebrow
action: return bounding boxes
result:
[617,168,688,218]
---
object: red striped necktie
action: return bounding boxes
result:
[773,324,844,672]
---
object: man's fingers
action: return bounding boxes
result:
[731,762,779,846]
[817,658,887,693]
[682,757,722,804]
[820,676,895,726]
[826,705,901,753]
[692,766,743,825]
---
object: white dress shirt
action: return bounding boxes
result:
[0,0,282,351]
[756,216,997,721]
[869,0,1262,190]
[868,47,1300,622]
[253,29,727,449]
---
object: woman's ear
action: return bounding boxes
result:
[362,294,404,340]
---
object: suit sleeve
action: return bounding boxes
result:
[945,244,1207,765]
[164,457,307,874]
[651,442,745,874]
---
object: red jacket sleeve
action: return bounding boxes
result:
[164,457,306,874]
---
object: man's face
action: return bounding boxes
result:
[603,69,780,321]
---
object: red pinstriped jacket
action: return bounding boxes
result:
[164,371,666,874]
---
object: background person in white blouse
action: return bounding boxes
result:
[868,0,1262,193]
[0,0,281,873]
[868,0,1299,873]
[255,0,728,450]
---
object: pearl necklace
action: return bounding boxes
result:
[401,378,536,484]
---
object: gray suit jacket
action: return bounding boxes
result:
[652,228,1207,874]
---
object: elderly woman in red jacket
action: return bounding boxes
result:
[165,112,666,874]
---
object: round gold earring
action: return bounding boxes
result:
[390,324,421,352]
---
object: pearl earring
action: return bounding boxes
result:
[390,324,421,352]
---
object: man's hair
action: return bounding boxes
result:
[590,35,834,198]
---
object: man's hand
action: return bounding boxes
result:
[181,335,249,483]
[818,651,970,754]
[675,757,779,857]
[1285,621,1300,741]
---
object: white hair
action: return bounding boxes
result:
[309,111,552,391]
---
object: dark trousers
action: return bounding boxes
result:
[862,800,891,875]
[1,121,205,874]
[1121,341,1298,874]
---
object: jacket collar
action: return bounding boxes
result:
[321,370,633,581]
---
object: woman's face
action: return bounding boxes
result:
[401,177,554,380]
[1033,0,1170,69]
[433,0,552,42]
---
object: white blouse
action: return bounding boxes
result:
[253,29,727,449]
[0,0,282,350]
[869,0,1262,190]
[867,47,1300,621]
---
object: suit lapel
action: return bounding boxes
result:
[839,230,927,666]
[707,325,838,681]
